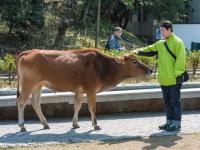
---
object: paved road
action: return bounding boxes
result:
[0,111,200,147]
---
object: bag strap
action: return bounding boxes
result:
[164,41,176,60]
[164,41,187,71]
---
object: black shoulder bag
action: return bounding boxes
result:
[164,41,189,84]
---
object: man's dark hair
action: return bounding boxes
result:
[114,26,123,32]
[160,20,173,32]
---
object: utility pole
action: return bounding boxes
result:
[95,0,101,48]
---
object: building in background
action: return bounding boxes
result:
[127,0,200,44]
[187,0,200,23]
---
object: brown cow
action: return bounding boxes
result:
[16,48,151,132]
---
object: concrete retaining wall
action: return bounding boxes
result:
[0,84,200,119]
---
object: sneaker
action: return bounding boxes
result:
[159,124,170,130]
[166,125,181,132]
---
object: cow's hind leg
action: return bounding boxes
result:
[31,86,49,129]
[17,87,32,132]
[17,98,26,132]
[86,92,101,130]
[72,92,84,129]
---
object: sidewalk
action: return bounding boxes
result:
[0,111,200,147]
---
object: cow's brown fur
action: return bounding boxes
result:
[16,48,150,132]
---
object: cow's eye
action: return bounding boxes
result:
[132,61,138,64]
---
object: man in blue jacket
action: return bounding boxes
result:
[105,27,125,51]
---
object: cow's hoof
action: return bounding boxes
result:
[21,128,27,132]
[44,125,50,129]
[72,124,80,129]
[94,125,101,130]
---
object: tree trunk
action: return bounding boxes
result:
[52,0,76,49]
[81,0,91,36]
[119,9,130,29]
[52,19,73,49]
[52,22,67,49]
[101,0,119,22]
[95,0,101,48]
[192,62,199,75]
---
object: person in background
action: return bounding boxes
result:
[105,26,125,51]
[134,20,186,132]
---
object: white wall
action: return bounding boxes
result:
[173,24,200,49]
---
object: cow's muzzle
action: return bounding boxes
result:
[147,69,153,76]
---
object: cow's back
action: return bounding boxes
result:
[18,49,109,92]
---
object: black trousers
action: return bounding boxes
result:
[161,84,182,122]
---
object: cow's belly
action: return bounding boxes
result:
[42,80,83,93]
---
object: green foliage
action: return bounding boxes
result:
[121,0,134,9]
[104,50,129,57]
[63,22,145,50]
[0,54,16,73]
[143,0,189,22]
[75,20,113,37]
[104,49,155,70]
[187,50,200,75]
[1,0,44,31]
[0,60,4,72]
[122,31,147,49]
[0,0,190,51]
[64,36,95,49]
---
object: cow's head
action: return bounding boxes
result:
[122,55,152,77]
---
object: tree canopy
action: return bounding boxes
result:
[0,0,190,50]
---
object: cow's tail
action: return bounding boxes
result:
[16,64,20,98]
[16,50,31,98]
[16,53,21,99]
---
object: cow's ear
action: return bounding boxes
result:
[124,55,132,62]
[129,54,137,58]
[115,57,124,64]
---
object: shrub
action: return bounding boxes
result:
[187,50,200,75]
[0,54,16,84]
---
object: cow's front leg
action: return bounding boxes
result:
[72,93,83,129]
[86,92,101,130]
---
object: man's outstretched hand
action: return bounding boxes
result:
[130,48,141,55]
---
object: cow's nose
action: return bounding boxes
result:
[147,69,153,75]
[150,69,153,74]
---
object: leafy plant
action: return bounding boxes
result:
[0,54,16,84]
[1,0,44,32]
[187,50,200,75]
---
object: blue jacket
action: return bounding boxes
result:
[106,35,123,50]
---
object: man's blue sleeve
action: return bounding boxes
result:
[108,38,121,50]
[108,38,116,50]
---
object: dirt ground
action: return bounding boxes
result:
[3,133,200,150]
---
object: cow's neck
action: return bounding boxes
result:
[112,62,130,85]
[101,61,130,91]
